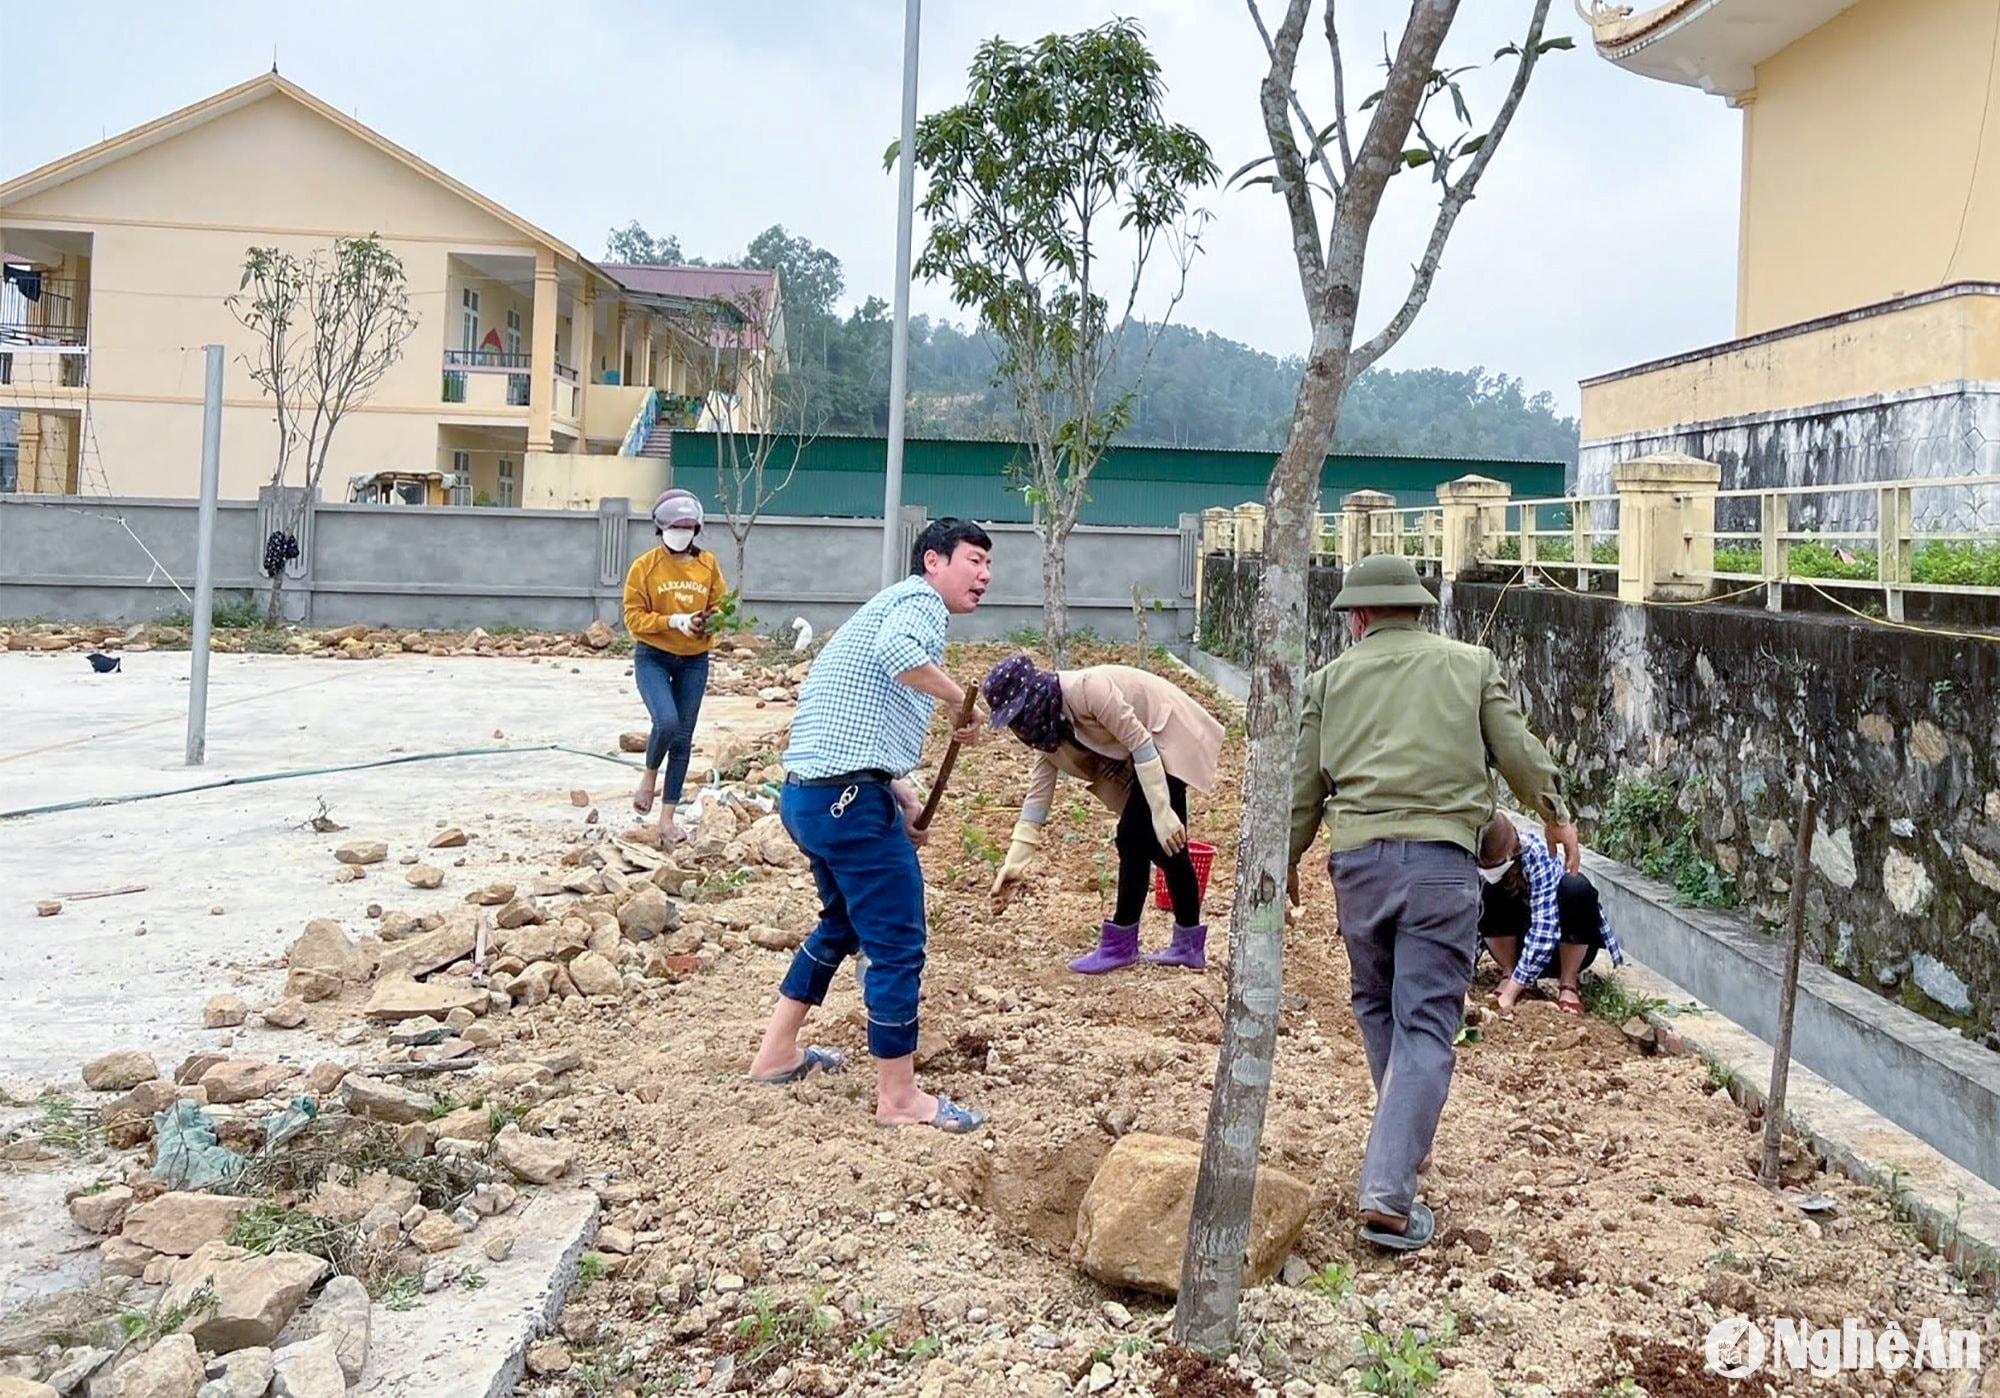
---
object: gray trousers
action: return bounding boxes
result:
[1330,839,1480,1218]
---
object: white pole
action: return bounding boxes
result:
[186,344,224,766]
[879,0,922,589]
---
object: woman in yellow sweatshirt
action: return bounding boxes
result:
[622,489,727,842]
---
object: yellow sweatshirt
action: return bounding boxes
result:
[623,546,727,656]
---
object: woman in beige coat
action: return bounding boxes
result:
[983,654,1225,973]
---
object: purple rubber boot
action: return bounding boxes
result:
[1144,923,1208,970]
[1070,921,1140,975]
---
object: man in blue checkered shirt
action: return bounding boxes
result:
[747,519,993,1133]
[1477,818,1625,1014]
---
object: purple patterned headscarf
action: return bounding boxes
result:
[982,654,1066,752]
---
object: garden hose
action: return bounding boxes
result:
[0,743,642,823]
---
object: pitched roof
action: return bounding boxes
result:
[0,72,592,270]
[602,264,779,348]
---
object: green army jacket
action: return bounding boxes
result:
[1288,618,1571,860]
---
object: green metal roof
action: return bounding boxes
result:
[665,431,1565,528]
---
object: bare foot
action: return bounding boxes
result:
[875,1089,940,1127]
[657,803,687,845]
[749,1046,803,1079]
[633,775,658,816]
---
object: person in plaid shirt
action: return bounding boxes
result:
[1477,818,1625,1014]
[746,519,992,1132]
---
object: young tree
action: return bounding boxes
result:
[1175,0,1566,1350]
[230,236,419,624]
[900,19,1217,663]
[673,287,825,591]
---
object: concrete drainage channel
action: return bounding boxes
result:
[1187,644,2000,1274]
[358,1189,598,1396]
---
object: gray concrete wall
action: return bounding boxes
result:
[0,492,1197,643]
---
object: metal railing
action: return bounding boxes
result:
[444,348,531,370]
[0,274,87,348]
[1482,495,1621,580]
[619,388,663,457]
[1364,505,1444,566]
[1677,474,2000,618]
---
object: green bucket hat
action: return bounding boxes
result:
[1330,552,1437,610]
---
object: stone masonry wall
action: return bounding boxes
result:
[1198,558,2000,1043]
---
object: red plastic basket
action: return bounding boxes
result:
[1156,841,1217,910]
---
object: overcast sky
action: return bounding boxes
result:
[3,1,1740,416]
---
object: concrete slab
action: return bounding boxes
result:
[0,651,787,1305]
[356,1188,599,1397]
[1620,961,2000,1285]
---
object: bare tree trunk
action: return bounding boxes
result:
[264,568,288,629]
[1175,339,1343,1349]
[1042,527,1071,664]
[1761,788,1817,1186]
[733,530,749,597]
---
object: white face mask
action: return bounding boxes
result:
[660,527,697,553]
[1477,860,1514,885]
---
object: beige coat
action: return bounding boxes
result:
[1021,665,1225,821]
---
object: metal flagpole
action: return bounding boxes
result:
[879,0,922,588]
[186,344,224,765]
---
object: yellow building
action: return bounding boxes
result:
[1577,0,2000,496]
[0,72,783,505]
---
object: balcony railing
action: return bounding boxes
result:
[1,273,88,349]
[444,348,531,370]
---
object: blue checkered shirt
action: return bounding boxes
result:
[1512,829,1625,986]
[783,575,949,780]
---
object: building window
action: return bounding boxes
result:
[506,308,522,359]
[449,450,472,507]
[461,288,480,352]
[498,457,516,508]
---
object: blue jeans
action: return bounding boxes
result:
[633,643,710,802]
[777,779,926,1059]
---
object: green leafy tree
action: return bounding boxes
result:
[229,235,417,624]
[897,19,1217,662]
[603,221,689,266]
[1176,0,1569,1351]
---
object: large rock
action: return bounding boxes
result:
[1072,1133,1311,1296]
[376,915,478,982]
[68,1184,135,1235]
[566,951,622,998]
[429,1106,494,1143]
[742,814,807,870]
[584,620,616,650]
[120,1193,251,1256]
[408,1212,464,1254]
[311,1275,371,1382]
[495,897,544,930]
[304,1170,419,1228]
[201,1346,273,1398]
[270,1334,345,1398]
[340,1077,434,1126]
[200,1060,294,1105]
[493,1127,575,1185]
[281,968,343,1004]
[109,1334,203,1398]
[333,841,388,867]
[103,1080,179,1149]
[161,1242,329,1351]
[617,885,673,940]
[101,1236,158,1278]
[81,1051,158,1093]
[363,979,485,1021]
[202,995,248,1029]
[286,920,370,982]
[0,1379,58,1397]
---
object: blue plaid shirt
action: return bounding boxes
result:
[1511,829,1625,986]
[783,575,950,780]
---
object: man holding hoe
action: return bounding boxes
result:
[747,520,994,1132]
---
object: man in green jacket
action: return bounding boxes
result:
[1288,552,1578,1253]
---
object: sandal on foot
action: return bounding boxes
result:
[749,1046,846,1085]
[1358,1200,1435,1253]
[1557,984,1585,1017]
[882,1096,987,1134]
